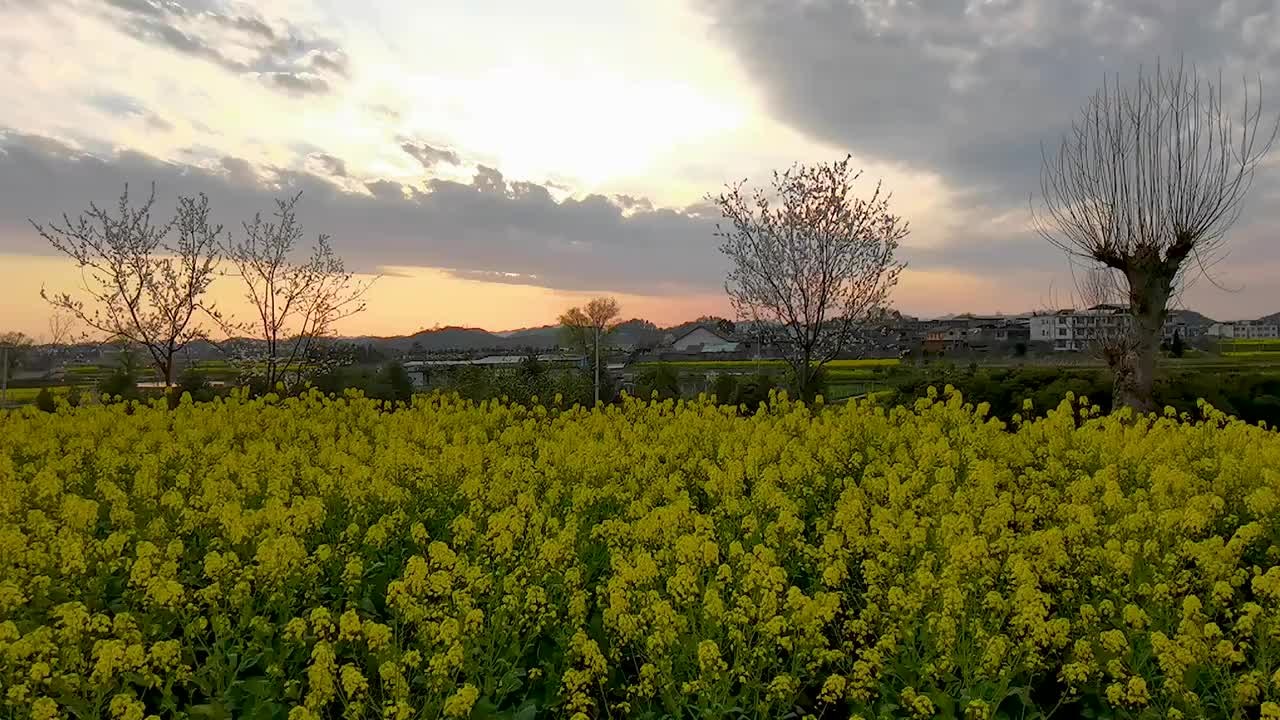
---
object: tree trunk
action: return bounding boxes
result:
[1117,267,1173,414]
[793,349,816,403]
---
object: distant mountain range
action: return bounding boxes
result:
[347,318,676,353]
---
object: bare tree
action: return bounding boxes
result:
[559,297,621,404]
[46,312,77,346]
[710,155,908,400]
[1035,60,1277,412]
[218,193,373,390]
[31,184,223,387]
[1,331,34,405]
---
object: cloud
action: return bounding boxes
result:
[218,155,258,185]
[471,165,505,194]
[0,130,726,295]
[364,179,407,201]
[700,0,1280,209]
[121,14,243,69]
[308,152,348,178]
[85,93,174,132]
[613,194,654,214]
[103,0,165,18]
[212,12,274,41]
[305,49,348,77]
[87,0,350,96]
[259,71,331,96]
[400,141,461,169]
[368,104,401,123]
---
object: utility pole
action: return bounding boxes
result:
[1,345,7,406]
[594,324,600,405]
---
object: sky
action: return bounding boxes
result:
[4,0,1280,339]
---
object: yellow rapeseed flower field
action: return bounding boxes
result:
[3,388,1280,719]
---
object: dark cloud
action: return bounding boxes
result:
[104,0,165,18]
[701,0,1280,208]
[92,0,349,96]
[471,165,505,194]
[400,141,461,169]
[679,199,719,219]
[905,232,1065,275]
[218,155,258,185]
[122,15,245,69]
[5,130,1275,312]
[0,130,726,295]
[309,152,348,178]
[213,12,275,40]
[364,179,407,201]
[613,194,654,213]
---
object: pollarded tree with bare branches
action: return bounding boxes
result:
[31,184,223,387]
[710,155,908,401]
[218,192,374,391]
[1035,61,1278,413]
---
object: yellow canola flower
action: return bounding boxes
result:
[443,684,479,718]
[30,697,59,720]
[2,389,1280,719]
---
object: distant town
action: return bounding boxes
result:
[11,306,1278,388]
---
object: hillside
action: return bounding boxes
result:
[498,319,663,351]
[1168,309,1216,326]
[360,326,508,352]
[500,325,562,348]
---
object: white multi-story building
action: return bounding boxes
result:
[1030,305,1129,352]
[1206,320,1279,340]
[1033,306,1217,351]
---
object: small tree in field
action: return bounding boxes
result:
[31,184,222,386]
[1035,61,1277,412]
[47,312,76,346]
[218,193,373,391]
[710,155,908,401]
[559,297,621,404]
[1,331,34,405]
